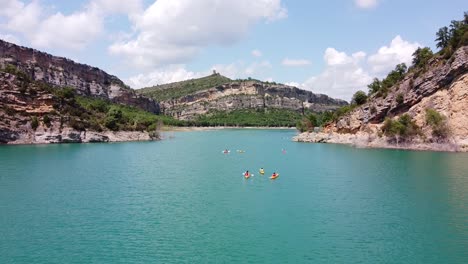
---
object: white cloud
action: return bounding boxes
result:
[251,49,263,57]
[110,0,287,68]
[285,82,301,87]
[368,35,420,74]
[0,33,20,44]
[324,48,353,66]
[302,48,372,100]
[282,58,311,67]
[0,0,24,17]
[127,65,208,88]
[294,36,419,101]
[355,0,378,9]
[31,9,103,50]
[90,0,143,16]
[4,1,42,36]
[0,0,144,50]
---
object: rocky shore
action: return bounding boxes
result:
[4,127,159,145]
[293,132,468,152]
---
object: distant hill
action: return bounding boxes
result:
[138,73,232,102]
[137,74,348,121]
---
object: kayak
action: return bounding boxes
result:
[243,172,253,179]
[270,174,280,180]
[259,170,265,175]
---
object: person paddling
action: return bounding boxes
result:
[271,172,279,179]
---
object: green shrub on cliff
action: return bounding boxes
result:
[352,91,368,105]
[43,115,51,127]
[425,108,449,140]
[412,47,434,68]
[296,111,337,132]
[382,114,420,143]
[367,63,407,97]
[396,93,404,105]
[31,117,39,130]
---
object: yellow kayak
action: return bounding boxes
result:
[259,169,265,175]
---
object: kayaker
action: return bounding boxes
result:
[259,168,265,174]
[272,172,277,177]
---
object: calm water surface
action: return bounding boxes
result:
[0,130,467,263]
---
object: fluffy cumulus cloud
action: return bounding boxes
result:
[31,9,103,50]
[295,36,420,101]
[301,48,372,100]
[354,0,378,9]
[0,0,143,50]
[282,58,311,67]
[109,0,287,68]
[368,35,421,74]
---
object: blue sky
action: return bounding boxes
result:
[0,0,466,100]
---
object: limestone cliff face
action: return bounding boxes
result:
[333,46,468,135]
[0,71,158,144]
[0,39,159,113]
[295,46,468,151]
[161,81,347,120]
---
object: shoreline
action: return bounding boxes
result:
[1,126,297,145]
[1,129,159,145]
[161,126,297,132]
[293,132,468,153]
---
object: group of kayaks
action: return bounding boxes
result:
[244,168,279,180]
[222,149,281,180]
[222,149,245,154]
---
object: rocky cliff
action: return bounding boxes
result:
[0,39,164,144]
[0,39,159,113]
[151,79,347,120]
[295,46,468,152]
[0,70,159,144]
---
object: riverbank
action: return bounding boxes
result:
[3,128,158,145]
[293,132,468,152]
[2,126,295,145]
[161,126,296,132]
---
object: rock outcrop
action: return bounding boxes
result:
[0,39,159,113]
[294,46,468,152]
[334,47,468,134]
[0,71,160,144]
[160,81,347,120]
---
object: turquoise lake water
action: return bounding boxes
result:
[0,129,467,263]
